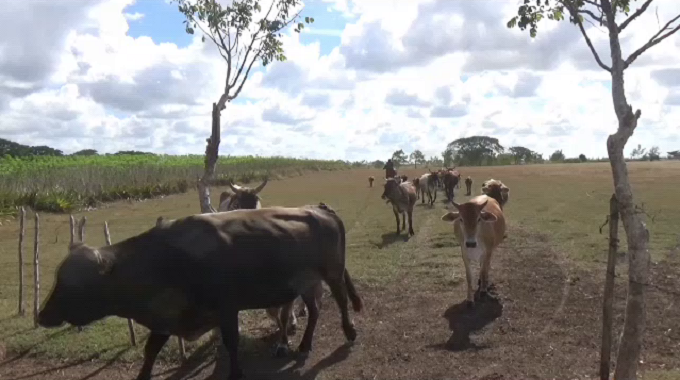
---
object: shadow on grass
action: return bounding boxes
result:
[427,295,503,352]
[4,344,130,380]
[157,332,354,380]
[0,326,76,368]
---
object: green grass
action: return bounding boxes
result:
[0,154,350,214]
[0,162,678,371]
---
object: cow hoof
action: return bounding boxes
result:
[272,343,291,358]
[344,324,357,342]
[408,228,414,236]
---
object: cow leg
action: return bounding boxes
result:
[460,249,475,308]
[401,211,406,231]
[135,333,170,380]
[479,249,495,299]
[327,278,357,342]
[297,288,321,355]
[407,208,414,236]
[273,301,294,357]
[219,309,243,380]
[287,303,299,334]
[393,208,401,234]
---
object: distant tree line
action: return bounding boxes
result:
[0,138,155,158]
[373,135,676,168]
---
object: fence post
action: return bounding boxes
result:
[75,215,85,332]
[600,194,619,380]
[104,221,138,347]
[33,213,40,328]
[18,207,25,316]
[156,216,186,362]
[69,215,75,244]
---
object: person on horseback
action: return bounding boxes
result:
[383,159,397,178]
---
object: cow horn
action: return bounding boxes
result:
[228,181,242,193]
[253,178,268,194]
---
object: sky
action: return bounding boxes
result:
[1,0,679,162]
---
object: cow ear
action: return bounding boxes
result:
[501,185,510,193]
[480,211,497,223]
[441,212,459,222]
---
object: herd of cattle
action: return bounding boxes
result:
[36,169,510,380]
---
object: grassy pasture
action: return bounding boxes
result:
[0,161,678,379]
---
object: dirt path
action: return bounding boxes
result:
[2,224,679,380]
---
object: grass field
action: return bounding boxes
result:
[0,161,678,379]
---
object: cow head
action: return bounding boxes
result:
[381,177,401,200]
[219,179,267,211]
[38,242,114,328]
[440,200,497,248]
[481,179,510,208]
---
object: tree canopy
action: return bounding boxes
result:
[446,136,505,166]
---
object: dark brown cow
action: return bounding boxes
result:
[37,204,362,380]
[368,176,375,187]
[413,177,421,199]
[465,176,473,196]
[381,178,416,235]
[442,170,461,202]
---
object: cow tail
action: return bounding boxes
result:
[344,268,363,312]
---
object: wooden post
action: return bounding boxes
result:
[156,216,186,362]
[18,207,25,316]
[69,215,75,244]
[33,213,40,328]
[78,216,86,242]
[600,194,619,380]
[104,221,137,347]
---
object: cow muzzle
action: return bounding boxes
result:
[465,240,477,248]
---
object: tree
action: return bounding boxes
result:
[174,0,314,213]
[441,149,455,167]
[391,149,408,167]
[509,146,538,164]
[509,2,680,379]
[429,155,443,168]
[72,149,99,156]
[372,160,385,169]
[647,146,660,161]
[409,150,425,168]
[668,150,680,160]
[579,153,587,162]
[447,135,504,166]
[630,144,646,160]
[549,149,565,162]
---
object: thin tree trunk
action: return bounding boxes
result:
[18,207,25,316]
[197,102,222,214]
[601,2,651,378]
[600,194,619,380]
[33,213,40,328]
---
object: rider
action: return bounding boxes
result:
[383,159,396,178]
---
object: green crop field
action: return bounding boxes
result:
[0,154,350,214]
[0,161,678,380]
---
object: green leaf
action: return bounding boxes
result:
[201,35,205,43]
[187,27,194,34]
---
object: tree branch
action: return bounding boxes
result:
[216,28,232,89]
[228,51,261,101]
[565,3,612,72]
[583,0,602,9]
[579,9,604,25]
[618,0,654,32]
[624,13,680,70]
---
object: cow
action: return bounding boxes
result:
[418,171,439,206]
[465,176,473,196]
[400,174,408,183]
[217,179,268,212]
[481,179,510,209]
[442,170,461,202]
[37,204,363,380]
[381,177,416,236]
[440,191,506,308]
[412,177,421,199]
[218,179,321,337]
[369,176,375,187]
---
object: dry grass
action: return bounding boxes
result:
[0,161,678,379]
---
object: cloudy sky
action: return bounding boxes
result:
[1,0,679,161]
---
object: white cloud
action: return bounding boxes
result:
[0,0,679,160]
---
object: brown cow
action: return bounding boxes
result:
[369,176,375,187]
[418,171,439,205]
[412,177,420,199]
[381,177,416,235]
[442,170,460,202]
[465,176,473,196]
[481,179,510,209]
[440,189,507,308]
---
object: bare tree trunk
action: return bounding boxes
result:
[600,194,619,380]
[601,2,651,378]
[197,102,222,214]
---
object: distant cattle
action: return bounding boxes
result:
[38,204,363,380]
[418,171,439,206]
[381,177,416,235]
[481,179,510,209]
[465,176,473,196]
[369,176,375,187]
[440,182,508,307]
[442,169,461,202]
[413,177,421,199]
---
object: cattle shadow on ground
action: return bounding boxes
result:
[374,232,409,248]
[427,295,503,352]
[3,345,130,380]
[0,326,76,369]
